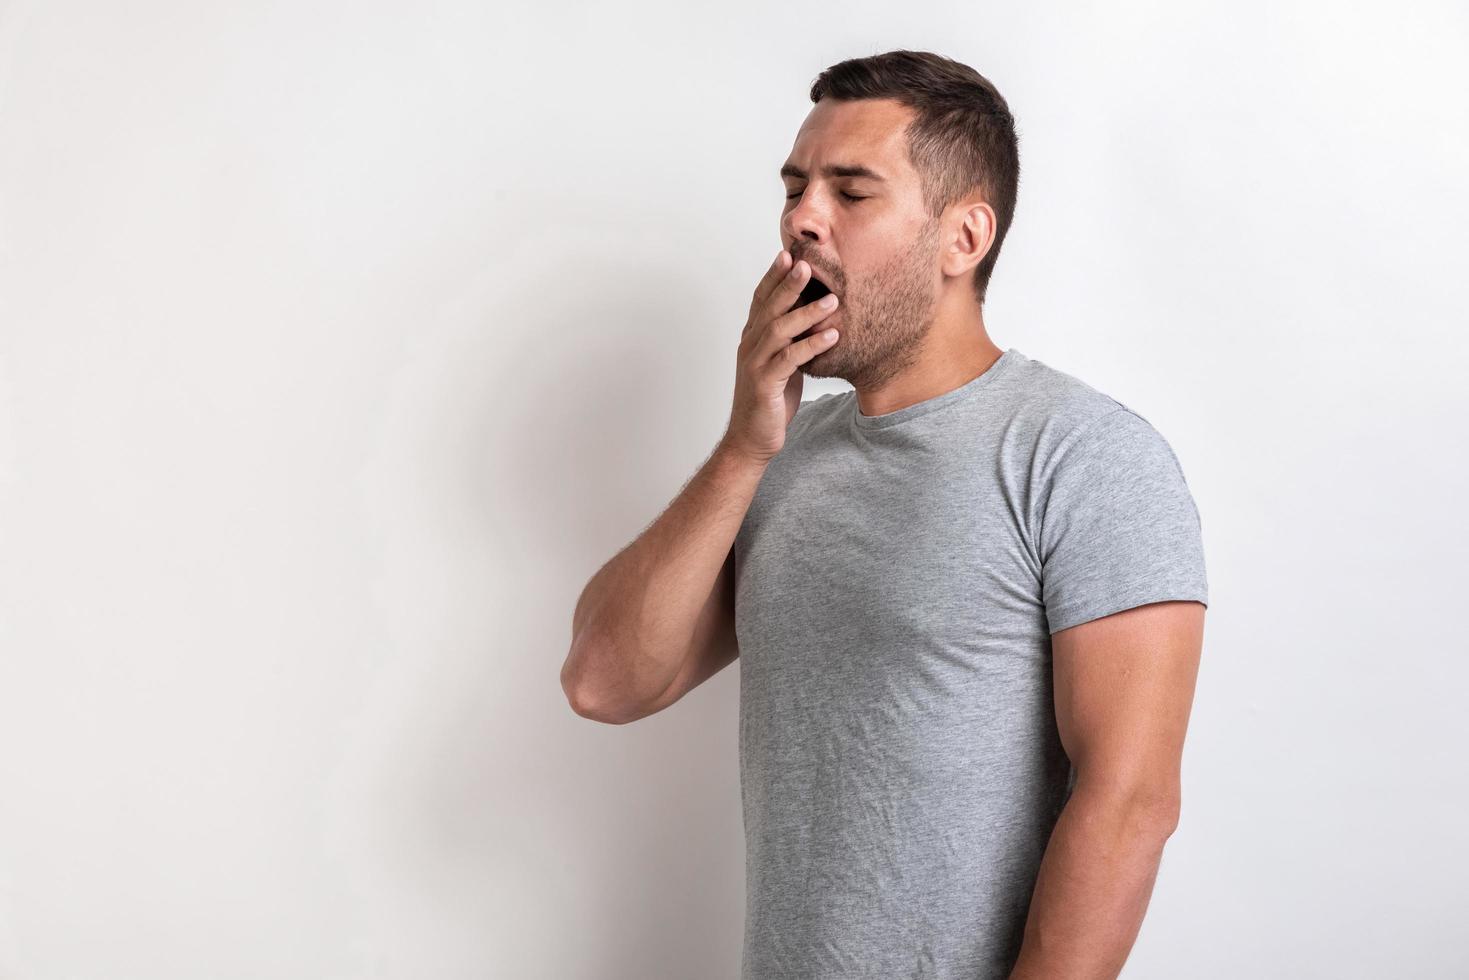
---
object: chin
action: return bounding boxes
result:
[799,348,840,380]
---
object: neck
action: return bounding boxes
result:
[854,303,1004,418]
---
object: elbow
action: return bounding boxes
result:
[560,660,603,721]
[564,686,607,722]
[560,632,601,720]
[1153,795,1182,838]
[1124,788,1182,842]
[563,684,643,725]
[560,647,645,726]
[1071,773,1182,842]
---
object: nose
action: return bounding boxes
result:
[780,188,829,247]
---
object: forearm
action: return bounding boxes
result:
[563,439,766,715]
[1008,787,1179,980]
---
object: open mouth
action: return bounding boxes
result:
[795,275,833,307]
[787,270,837,317]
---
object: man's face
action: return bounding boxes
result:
[779,97,942,389]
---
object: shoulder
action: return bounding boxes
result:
[797,390,845,412]
[994,351,1144,460]
[992,353,1196,512]
[1048,408,1188,489]
[797,390,848,415]
[790,389,851,436]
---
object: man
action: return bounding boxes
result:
[562,49,1208,980]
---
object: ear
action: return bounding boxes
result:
[942,198,996,279]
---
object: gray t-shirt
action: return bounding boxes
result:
[733,347,1208,979]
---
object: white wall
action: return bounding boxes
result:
[1,1,1465,977]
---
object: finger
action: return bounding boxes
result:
[750,249,793,313]
[775,291,839,341]
[763,258,814,320]
[757,292,839,359]
[765,321,841,379]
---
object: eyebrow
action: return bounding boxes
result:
[779,162,887,182]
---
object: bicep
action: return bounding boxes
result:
[1051,599,1205,809]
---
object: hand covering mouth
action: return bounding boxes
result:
[790,272,841,341]
[788,269,837,312]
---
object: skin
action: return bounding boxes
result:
[778,97,1006,409]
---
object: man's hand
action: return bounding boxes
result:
[720,249,842,463]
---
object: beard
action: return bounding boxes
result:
[796,216,941,389]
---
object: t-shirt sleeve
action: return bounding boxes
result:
[1036,408,1209,634]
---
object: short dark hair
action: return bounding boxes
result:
[809,50,1020,307]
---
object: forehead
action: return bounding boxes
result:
[782,98,916,181]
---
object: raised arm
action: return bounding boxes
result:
[560,444,763,724]
[560,247,843,724]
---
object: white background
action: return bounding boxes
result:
[2,1,1466,977]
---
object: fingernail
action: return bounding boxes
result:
[819,293,838,307]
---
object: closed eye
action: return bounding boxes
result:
[785,191,866,202]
